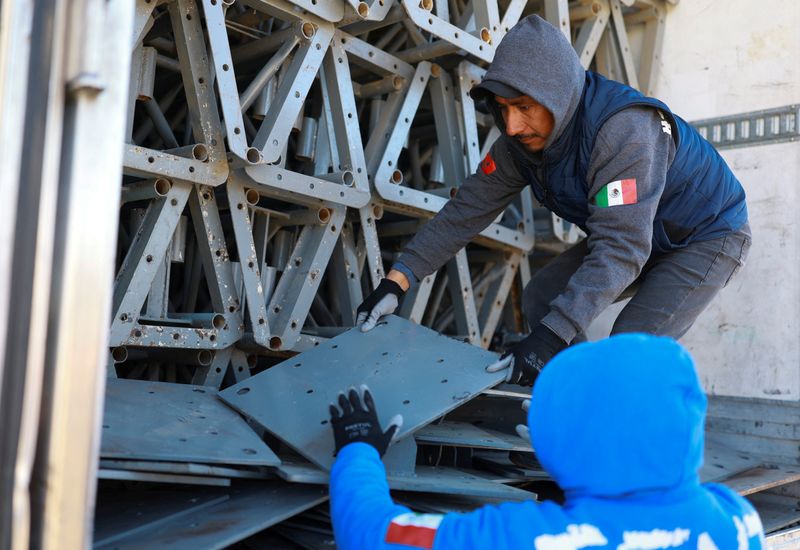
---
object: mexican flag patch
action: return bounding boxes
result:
[479,153,496,175]
[593,178,637,207]
[385,512,444,549]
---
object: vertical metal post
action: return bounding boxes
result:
[31,1,134,549]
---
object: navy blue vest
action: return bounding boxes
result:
[509,72,748,254]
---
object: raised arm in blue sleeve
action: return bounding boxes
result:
[330,442,416,549]
[330,442,550,550]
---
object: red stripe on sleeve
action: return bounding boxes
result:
[385,523,437,549]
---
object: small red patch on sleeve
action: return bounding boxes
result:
[479,153,496,175]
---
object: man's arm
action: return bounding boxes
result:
[396,137,528,283]
[330,443,416,549]
[541,107,676,342]
[330,442,546,549]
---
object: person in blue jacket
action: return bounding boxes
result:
[328,334,765,549]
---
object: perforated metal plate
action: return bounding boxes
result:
[219,316,503,469]
[276,461,535,501]
[101,378,280,466]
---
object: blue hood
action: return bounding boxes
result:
[529,333,707,498]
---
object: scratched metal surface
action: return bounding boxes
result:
[219,315,504,469]
[415,421,532,452]
[101,378,280,466]
[276,461,535,501]
[94,481,326,550]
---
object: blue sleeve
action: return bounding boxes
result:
[330,442,414,549]
[330,442,549,550]
[391,262,419,287]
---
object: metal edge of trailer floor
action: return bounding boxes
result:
[93,481,327,550]
[276,460,537,501]
[218,315,505,469]
[101,378,280,466]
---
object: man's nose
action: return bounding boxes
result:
[505,109,523,136]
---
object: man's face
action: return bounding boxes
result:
[495,95,555,153]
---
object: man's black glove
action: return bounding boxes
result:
[329,385,403,457]
[356,279,405,332]
[486,324,567,386]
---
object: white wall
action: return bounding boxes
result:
[653,0,800,400]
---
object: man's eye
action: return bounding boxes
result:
[519,105,530,111]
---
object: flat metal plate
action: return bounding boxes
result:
[722,465,800,496]
[748,493,800,534]
[276,461,535,501]
[97,468,231,487]
[99,459,273,480]
[700,437,761,483]
[415,421,532,452]
[101,378,280,466]
[219,316,502,469]
[94,482,327,550]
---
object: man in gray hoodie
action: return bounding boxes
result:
[356,15,751,386]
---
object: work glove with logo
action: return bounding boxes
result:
[356,279,405,332]
[329,385,403,457]
[486,324,567,386]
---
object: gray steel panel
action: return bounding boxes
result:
[99,459,272,480]
[699,437,761,483]
[97,468,231,487]
[101,378,280,466]
[415,421,531,452]
[277,461,535,500]
[94,482,326,550]
[219,315,502,468]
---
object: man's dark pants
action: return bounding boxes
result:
[522,224,752,340]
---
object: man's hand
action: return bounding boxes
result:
[356,277,406,332]
[486,324,567,386]
[329,385,403,457]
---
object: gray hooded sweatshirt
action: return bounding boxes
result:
[395,15,676,343]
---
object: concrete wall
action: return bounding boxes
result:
[653,0,800,400]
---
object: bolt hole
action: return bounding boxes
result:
[307,389,314,394]
[403,400,410,404]
[237,387,250,395]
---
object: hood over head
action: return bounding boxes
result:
[528,334,707,498]
[471,15,586,150]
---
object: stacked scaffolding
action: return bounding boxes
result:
[0,0,680,547]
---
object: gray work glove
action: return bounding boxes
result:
[486,324,567,386]
[329,385,403,457]
[356,279,405,332]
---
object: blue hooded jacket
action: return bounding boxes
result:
[329,334,765,549]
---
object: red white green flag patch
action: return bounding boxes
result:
[593,178,637,207]
[385,512,444,548]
